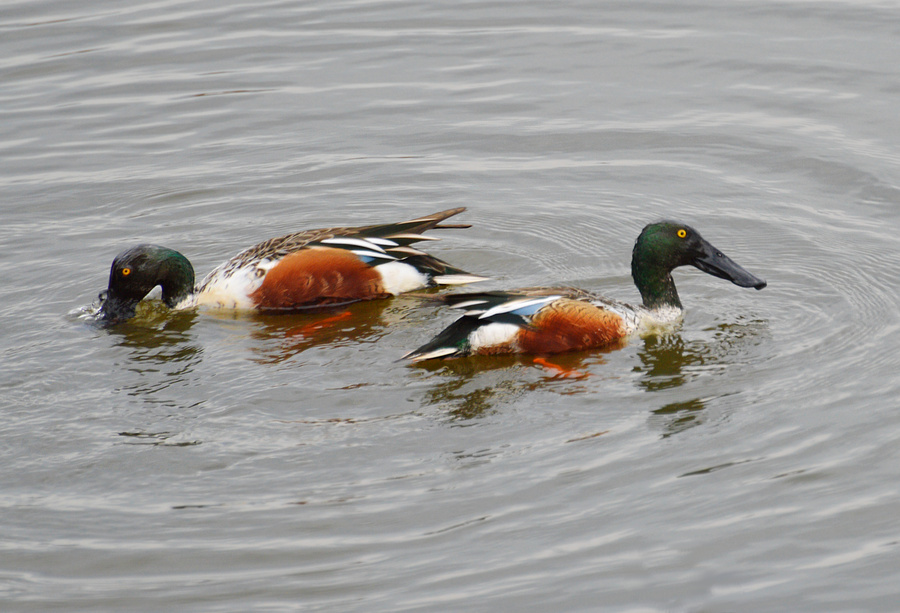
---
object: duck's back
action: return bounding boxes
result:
[187,208,483,311]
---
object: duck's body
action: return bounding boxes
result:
[98,208,485,323]
[403,221,766,362]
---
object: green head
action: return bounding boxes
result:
[97,244,195,323]
[631,221,766,309]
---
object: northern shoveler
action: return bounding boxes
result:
[97,208,486,323]
[403,221,766,362]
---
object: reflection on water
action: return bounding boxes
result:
[637,318,769,437]
[101,302,205,441]
[245,299,393,365]
[105,303,202,372]
[414,356,527,419]
[649,397,708,438]
[678,457,758,478]
[636,319,770,391]
[102,295,402,367]
[413,350,609,419]
[413,318,768,428]
[117,429,202,446]
[100,295,769,438]
[101,298,418,445]
[635,334,693,391]
[635,333,710,437]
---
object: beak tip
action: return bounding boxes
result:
[96,292,137,324]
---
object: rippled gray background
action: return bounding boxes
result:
[3,1,900,611]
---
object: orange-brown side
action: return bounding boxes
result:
[514,299,627,354]
[250,247,389,309]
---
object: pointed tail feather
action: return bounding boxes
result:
[402,316,483,362]
[396,252,487,284]
[360,208,469,243]
[403,346,463,362]
[428,290,534,309]
[399,207,469,234]
[432,273,490,285]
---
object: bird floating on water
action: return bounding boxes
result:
[97,208,485,324]
[403,221,766,362]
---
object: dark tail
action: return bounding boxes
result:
[362,208,471,243]
[402,316,483,362]
[375,209,487,285]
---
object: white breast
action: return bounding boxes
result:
[186,260,276,310]
[631,305,684,336]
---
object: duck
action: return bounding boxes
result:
[97,207,486,323]
[403,221,766,361]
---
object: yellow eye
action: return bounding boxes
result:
[677,229,687,238]
[121,267,132,276]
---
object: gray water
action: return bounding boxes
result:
[3,1,900,611]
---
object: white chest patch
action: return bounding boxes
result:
[469,323,521,351]
[633,305,684,336]
[189,263,271,310]
[376,261,430,295]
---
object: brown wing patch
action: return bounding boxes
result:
[250,247,388,309]
[516,299,626,354]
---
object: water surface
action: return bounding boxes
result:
[3,1,900,611]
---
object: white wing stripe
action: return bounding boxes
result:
[352,249,398,261]
[320,237,387,252]
[449,299,489,309]
[385,246,427,256]
[385,233,439,242]
[366,237,400,247]
[478,296,561,319]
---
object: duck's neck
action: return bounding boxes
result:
[157,249,196,307]
[631,252,682,311]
